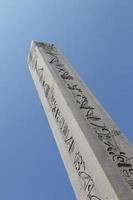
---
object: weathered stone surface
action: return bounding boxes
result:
[28,41,133,200]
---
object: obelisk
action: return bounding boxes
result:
[28,41,133,200]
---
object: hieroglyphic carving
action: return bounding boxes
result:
[48,88,102,200]
[41,44,133,190]
[30,53,102,200]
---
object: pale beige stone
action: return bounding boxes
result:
[28,41,133,200]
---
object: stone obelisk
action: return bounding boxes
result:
[28,41,133,200]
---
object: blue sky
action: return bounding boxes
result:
[1,1,133,200]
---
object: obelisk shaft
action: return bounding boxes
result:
[28,41,133,200]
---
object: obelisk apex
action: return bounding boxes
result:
[28,41,133,200]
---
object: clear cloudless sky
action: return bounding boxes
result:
[1,1,133,200]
